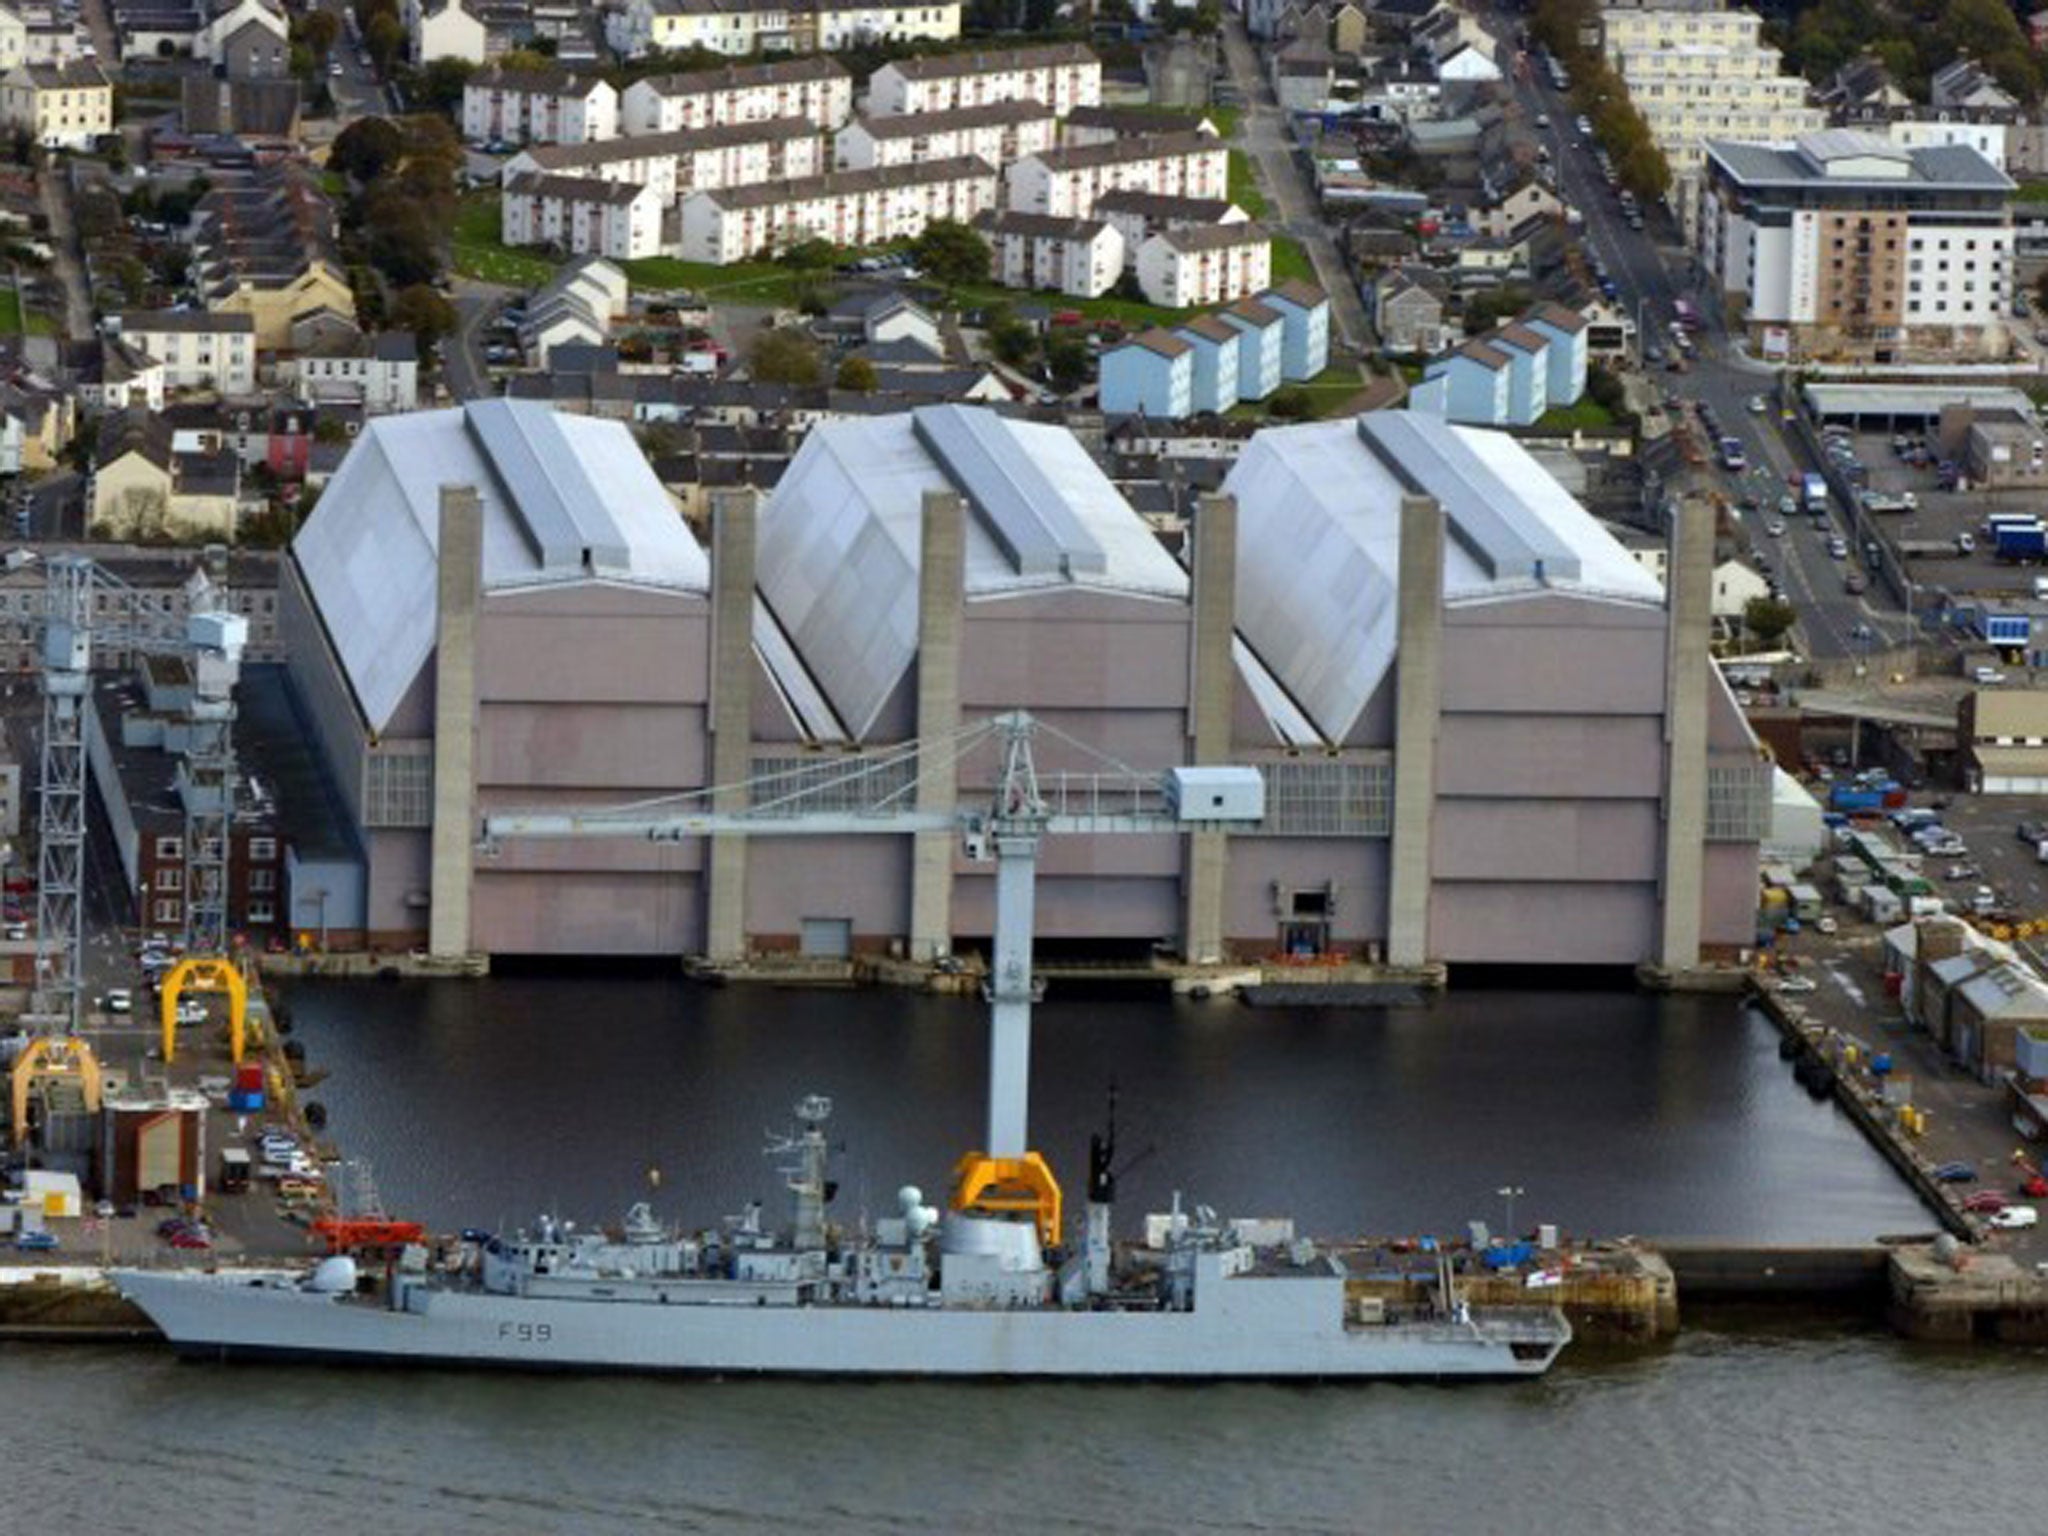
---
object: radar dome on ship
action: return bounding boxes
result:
[309,1256,358,1294]
[899,1185,938,1237]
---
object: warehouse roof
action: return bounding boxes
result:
[757,404,1185,740]
[294,399,707,733]
[1222,411,1661,743]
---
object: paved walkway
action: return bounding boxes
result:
[38,166,91,341]
[1218,18,1370,353]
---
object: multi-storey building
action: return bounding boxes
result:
[866,42,1099,117]
[1005,133,1229,220]
[0,58,110,149]
[1601,0,1824,241]
[609,0,958,61]
[505,118,820,205]
[1699,130,2015,362]
[460,64,617,146]
[619,57,852,135]
[114,311,257,396]
[1135,224,1272,309]
[678,157,998,265]
[835,99,1056,172]
[501,172,665,261]
[1093,190,1248,271]
[973,210,1122,298]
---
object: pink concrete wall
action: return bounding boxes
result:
[1220,835,1390,953]
[471,870,702,954]
[1435,714,1666,798]
[1432,799,1662,882]
[745,837,910,941]
[1429,881,1658,964]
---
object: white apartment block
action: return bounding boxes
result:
[620,57,852,135]
[1,58,109,150]
[811,0,960,49]
[405,0,487,65]
[835,99,1057,171]
[866,42,1100,118]
[461,67,618,147]
[1601,0,1824,240]
[113,311,257,396]
[1094,191,1248,271]
[291,335,421,414]
[507,119,821,205]
[1884,116,2009,173]
[609,0,958,61]
[1135,224,1273,309]
[1699,131,2016,362]
[678,156,997,265]
[502,172,666,262]
[1005,133,1229,220]
[973,210,1123,298]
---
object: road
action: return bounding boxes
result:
[1497,32,1909,663]
[1218,17,1370,353]
[444,288,501,402]
[36,168,91,341]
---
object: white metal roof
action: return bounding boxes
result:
[757,406,1186,742]
[293,401,707,734]
[1222,411,1663,743]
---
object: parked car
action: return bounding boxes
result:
[1773,975,1818,994]
[14,1230,56,1252]
[1989,1205,2040,1230]
[1964,1191,2011,1214]
[1934,1161,1977,1183]
[105,988,131,1013]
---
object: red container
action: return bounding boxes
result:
[1882,788,1908,809]
[234,1063,264,1092]
[1883,972,1903,997]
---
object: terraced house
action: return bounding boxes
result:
[618,57,852,134]
[678,157,997,264]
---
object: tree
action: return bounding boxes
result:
[388,283,457,347]
[1460,284,1531,336]
[983,303,1037,368]
[835,355,878,391]
[749,327,822,386]
[1268,386,1314,421]
[294,9,340,61]
[1744,596,1799,648]
[779,237,839,273]
[365,10,404,72]
[363,184,441,285]
[911,218,991,289]
[330,116,403,183]
[1046,334,1090,394]
[415,58,478,116]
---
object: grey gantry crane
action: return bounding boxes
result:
[480,710,1264,1243]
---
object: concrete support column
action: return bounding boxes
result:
[1659,495,1712,969]
[1183,492,1238,964]
[911,489,965,961]
[705,489,758,963]
[428,484,482,959]
[1386,492,1444,969]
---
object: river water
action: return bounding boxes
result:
[23,979,2043,1532]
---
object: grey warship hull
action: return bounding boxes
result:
[114,1267,1569,1379]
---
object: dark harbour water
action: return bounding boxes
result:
[19,979,2037,1534]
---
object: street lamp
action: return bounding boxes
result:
[1496,1184,1525,1240]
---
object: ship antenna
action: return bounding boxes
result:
[1088,1081,1118,1205]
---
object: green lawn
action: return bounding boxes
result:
[1270,237,1315,285]
[451,192,562,288]
[0,285,21,334]
[24,308,53,336]
[1227,364,1370,422]
[2016,180,2048,203]
[1227,149,1268,220]
[618,254,816,303]
[1536,397,1618,431]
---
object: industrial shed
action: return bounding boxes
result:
[277,402,1764,972]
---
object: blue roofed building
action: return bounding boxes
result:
[1173,314,1241,415]
[1259,279,1330,381]
[1219,296,1284,400]
[1487,323,1550,425]
[1524,302,1589,408]
[1099,328,1193,417]
[1418,339,1511,424]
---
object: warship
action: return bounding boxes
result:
[117,716,1570,1378]
[116,1094,1571,1379]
